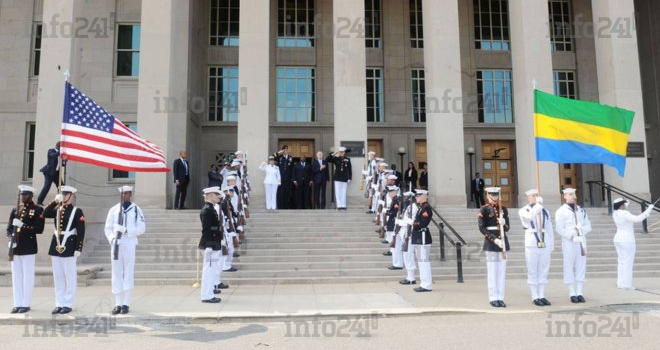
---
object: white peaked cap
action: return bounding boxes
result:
[118,185,134,193]
[18,185,37,193]
[61,186,77,194]
[485,187,501,194]
[525,189,539,196]
[562,188,576,194]
[202,186,221,195]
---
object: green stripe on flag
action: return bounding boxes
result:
[534,90,634,134]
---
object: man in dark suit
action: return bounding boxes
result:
[208,164,223,187]
[293,156,313,209]
[273,145,294,209]
[173,151,190,209]
[471,172,485,207]
[312,151,329,209]
[37,142,61,205]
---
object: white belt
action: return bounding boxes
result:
[486,226,499,230]
[54,229,77,237]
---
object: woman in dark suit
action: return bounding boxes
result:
[418,162,428,190]
[403,162,418,192]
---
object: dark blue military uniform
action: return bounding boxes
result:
[199,202,223,251]
[43,202,85,257]
[6,202,44,256]
[478,204,510,252]
[411,202,432,245]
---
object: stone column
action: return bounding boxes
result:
[135,0,190,208]
[332,0,368,201]
[509,0,561,206]
[591,0,651,198]
[421,0,467,205]
[237,0,273,200]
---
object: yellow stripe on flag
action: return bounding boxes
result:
[534,113,629,156]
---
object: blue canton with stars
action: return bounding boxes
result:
[63,82,114,133]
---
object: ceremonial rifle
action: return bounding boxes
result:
[8,190,20,261]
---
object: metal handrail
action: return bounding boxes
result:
[428,205,466,283]
[586,180,659,233]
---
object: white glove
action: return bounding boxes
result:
[378,200,385,206]
[74,251,81,258]
[532,203,544,215]
[113,224,127,234]
[497,218,506,226]
[406,218,415,226]
[395,219,402,226]
[236,225,244,232]
[362,170,369,175]
[646,204,655,213]
[536,196,544,205]
[205,247,212,253]
[572,236,584,243]
[54,194,64,203]
[371,184,378,190]
[493,238,503,249]
[12,218,23,228]
[221,240,228,248]
[347,179,351,183]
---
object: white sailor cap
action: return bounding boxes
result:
[378,162,388,167]
[485,187,501,194]
[562,188,576,195]
[525,189,539,196]
[222,186,234,192]
[61,185,77,194]
[415,189,429,196]
[376,158,385,162]
[613,198,628,205]
[118,185,134,193]
[235,151,244,155]
[268,155,275,160]
[226,175,237,181]
[202,186,221,195]
[231,159,242,166]
[18,185,37,194]
[337,146,347,152]
[387,174,398,180]
[387,186,399,192]
[403,191,415,197]
[368,151,376,155]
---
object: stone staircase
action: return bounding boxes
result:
[80,204,660,286]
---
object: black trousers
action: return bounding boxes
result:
[295,183,310,209]
[37,172,60,204]
[175,181,189,209]
[314,182,327,209]
[277,179,292,209]
[473,191,485,207]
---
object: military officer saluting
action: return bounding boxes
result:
[555,187,591,303]
[411,189,433,292]
[7,185,45,314]
[478,187,510,307]
[104,186,146,315]
[43,186,85,314]
[518,189,554,306]
[326,147,352,210]
[199,186,225,303]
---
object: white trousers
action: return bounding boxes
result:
[334,181,347,208]
[486,251,508,301]
[201,249,222,300]
[614,242,636,289]
[403,236,417,281]
[223,234,235,271]
[392,231,404,268]
[111,244,136,297]
[413,244,432,290]
[265,184,279,209]
[216,253,226,285]
[562,243,586,285]
[525,247,551,286]
[12,254,36,307]
[371,192,379,211]
[51,256,77,308]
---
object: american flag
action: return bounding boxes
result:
[61,82,169,172]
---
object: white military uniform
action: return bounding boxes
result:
[555,200,591,297]
[259,161,281,210]
[104,195,146,308]
[612,199,655,289]
[519,199,554,301]
[399,194,418,282]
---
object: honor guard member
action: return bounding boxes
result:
[375,170,395,236]
[227,172,246,256]
[478,187,510,307]
[273,145,294,209]
[518,189,554,306]
[555,188,592,303]
[385,186,404,270]
[43,186,85,314]
[199,186,224,303]
[7,185,45,313]
[411,189,433,292]
[371,162,388,217]
[104,186,146,315]
[382,175,399,247]
[363,151,377,213]
[326,147,352,210]
[399,191,418,285]
[612,198,655,290]
[221,186,239,272]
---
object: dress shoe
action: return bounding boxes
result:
[180,207,186,210]
[490,301,499,307]
[577,295,586,303]
[366,210,374,214]
[52,307,62,315]
[570,296,579,303]
[202,297,221,303]
[121,305,129,314]
[413,287,431,292]
[382,251,392,256]
[213,288,222,294]
[10,307,20,314]
[233,252,240,258]
[540,298,551,306]
[111,306,122,315]
[381,240,389,244]
[399,279,416,285]
[223,267,237,272]
[216,282,229,289]
[497,300,506,308]
[533,299,544,306]
[17,307,30,314]
[59,307,72,314]
[388,266,403,270]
